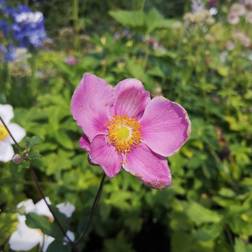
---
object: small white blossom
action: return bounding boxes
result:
[9,198,75,251]
[15,12,43,24]
[0,104,26,162]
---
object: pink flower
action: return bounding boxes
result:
[71,74,191,189]
[65,55,77,65]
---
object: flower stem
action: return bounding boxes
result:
[30,53,37,98]
[3,63,10,95]
[74,173,106,245]
[1,115,106,247]
[0,117,73,244]
[0,116,21,150]
[30,168,74,245]
[73,0,80,49]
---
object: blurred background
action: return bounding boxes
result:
[1,0,252,251]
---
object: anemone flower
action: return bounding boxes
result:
[9,198,75,251]
[0,104,25,162]
[71,73,191,189]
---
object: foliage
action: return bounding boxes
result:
[1,0,252,251]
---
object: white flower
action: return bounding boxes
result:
[209,7,218,16]
[9,198,75,251]
[0,104,26,162]
[246,11,252,23]
[191,0,205,13]
[230,3,246,17]
[15,11,43,24]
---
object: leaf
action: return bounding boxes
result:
[109,8,173,33]
[186,202,222,225]
[145,8,173,33]
[54,131,74,150]
[47,240,71,252]
[171,231,194,252]
[25,136,42,148]
[234,238,252,252]
[193,224,222,241]
[0,213,17,243]
[26,213,62,239]
[109,10,145,28]
[104,232,134,252]
[26,213,51,234]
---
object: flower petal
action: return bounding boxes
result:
[8,123,26,144]
[140,96,191,157]
[123,143,171,189]
[34,198,53,220]
[0,104,14,124]
[42,235,54,252]
[79,135,90,152]
[9,220,42,251]
[114,79,150,119]
[64,231,75,244]
[17,199,36,213]
[0,141,14,162]
[71,73,114,141]
[57,202,75,218]
[89,135,122,177]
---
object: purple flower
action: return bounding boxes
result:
[0,0,5,8]
[0,44,16,62]
[0,2,47,50]
[10,5,47,48]
[71,74,191,189]
[0,20,9,37]
[65,55,77,65]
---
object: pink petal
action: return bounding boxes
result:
[113,79,150,119]
[89,135,122,177]
[140,96,191,157]
[71,73,114,141]
[123,143,171,189]
[79,135,90,152]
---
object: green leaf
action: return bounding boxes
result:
[0,213,17,243]
[26,213,51,234]
[109,10,145,28]
[186,202,222,225]
[16,160,30,170]
[47,240,71,252]
[25,136,42,148]
[193,224,222,241]
[234,238,252,252]
[28,151,41,161]
[26,213,62,239]
[54,131,74,150]
[145,8,173,33]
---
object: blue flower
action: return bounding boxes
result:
[1,3,47,49]
[10,5,47,48]
[0,44,16,62]
[0,20,9,37]
[0,0,5,8]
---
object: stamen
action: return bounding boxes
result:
[108,115,141,153]
[0,125,9,141]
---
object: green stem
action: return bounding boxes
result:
[73,0,80,49]
[30,168,75,245]
[140,0,146,11]
[74,173,106,245]
[4,63,11,95]
[1,114,106,248]
[143,33,150,69]
[30,53,37,97]
[0,117,73,245]
[0,116,21,150]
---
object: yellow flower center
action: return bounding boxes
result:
[0,125,9,141]
[108,115,141,153]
